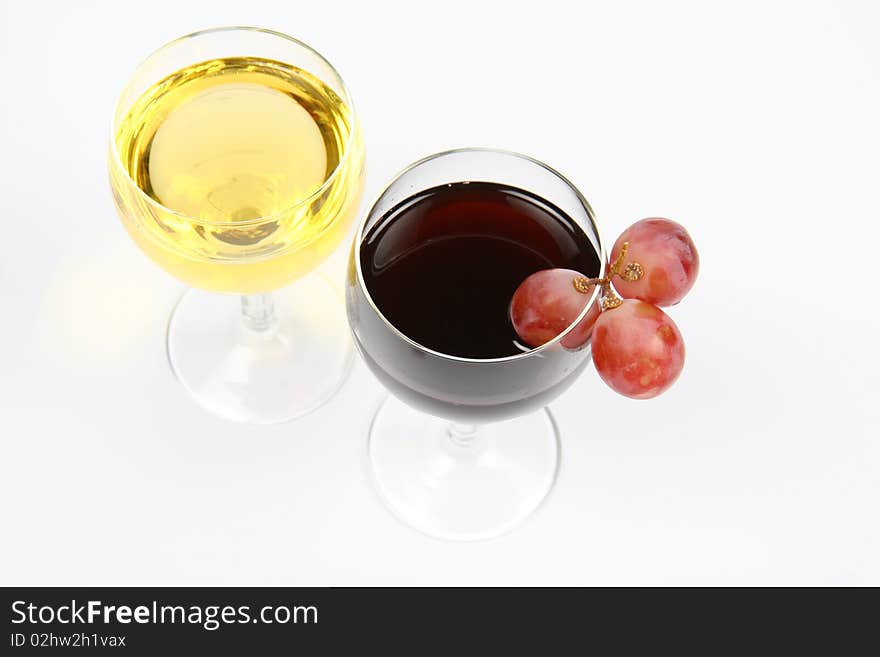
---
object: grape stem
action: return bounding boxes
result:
[572,241,644,311]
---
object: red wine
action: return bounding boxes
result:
[360,182,601,358]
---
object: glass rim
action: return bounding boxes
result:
[108,26,358,228]
[353,147,608,365]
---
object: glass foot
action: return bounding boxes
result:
[167,273,352,424]
[368,395,560,541]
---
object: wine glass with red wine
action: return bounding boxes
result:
[347,148,605,541]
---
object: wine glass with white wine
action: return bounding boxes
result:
[109,27,364,423]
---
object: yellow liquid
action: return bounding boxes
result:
[110,57,364,293]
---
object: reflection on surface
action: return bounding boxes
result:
[37,246,171,367]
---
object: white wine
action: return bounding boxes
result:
[111,57,364,292]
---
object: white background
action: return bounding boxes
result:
[2,0,878,585]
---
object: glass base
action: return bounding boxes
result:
[368,395,560,541]
[166,274,353,424]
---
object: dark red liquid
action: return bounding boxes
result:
[360,182,601,358]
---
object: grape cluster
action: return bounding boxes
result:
[510,218,699,399]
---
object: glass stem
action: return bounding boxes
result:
[241,293,278,333]
[447,422,479,447]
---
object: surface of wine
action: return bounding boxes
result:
[360,182,600,358]
[111,57,363,292]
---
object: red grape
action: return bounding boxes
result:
[510,268,601,349]
[591,299,685,399]
[610,218,699,306]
